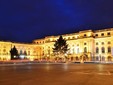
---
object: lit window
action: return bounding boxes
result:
[108,41,111,44]
[28,51,30,55]
[72,37,75,39]
[84,47,87,53]
[107,32,111,36]
[24,51,27,55]
[3,49,6,52]
[96,47,99,54]
[101,33,104,36]
[95,34,98,37]
[77,48,79,53]
[96,42,98,45]
[102,42,104,45]
[77,44,79,46]
[20,50,23,55]
[73,48,75,53]
[84,43,87,45]
[108,47,111,53]
[84,34,87,37]
[48,49,50,54]
[76,36,79,38]
[101,47,105,53]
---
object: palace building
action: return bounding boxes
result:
[0,41,40,61]
[0,28,113,61]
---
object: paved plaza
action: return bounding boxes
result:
[0,63,113,85]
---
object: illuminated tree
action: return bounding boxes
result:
[53,36,69,57]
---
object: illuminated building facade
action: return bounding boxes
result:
[0,42,40,61]
[0,28,113,61]
[33,28,113,62]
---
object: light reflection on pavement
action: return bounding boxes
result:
[0,64,113,85]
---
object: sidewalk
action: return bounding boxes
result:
[0,60,39,64]
[0,60,66,65]
[0,60,113,65]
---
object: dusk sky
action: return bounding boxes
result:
[0,0,113,42]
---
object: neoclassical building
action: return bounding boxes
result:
[0,41,40,61]
[33,28,113,61]
[0,28,113,61]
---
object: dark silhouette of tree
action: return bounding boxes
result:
[53,36,69,57]
[10,46,19,60]
[10,48,13,60]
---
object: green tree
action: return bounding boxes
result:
[10,46,19,60]
[53,36,69,58]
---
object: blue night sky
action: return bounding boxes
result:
[0,0,113,42]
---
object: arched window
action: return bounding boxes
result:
[84,47,87,53]
[107,32,111,36]
[108,47,111,53]
[95,34,98,37]
[48,47,50,54]
[72,48,74,54]
[72,37,75,39]
[20,50,23,55]
[24,51,27,55]
[101,47,105,53]
[3,49,6,52]
[96,42,98,45]
[84,34,87,37]
[48,49,50,54]
[108,41,111,44]
[101,33,104,36]
[28,51,30,55]
[68,37,70,40]
[101,42,104,45]
[102,56,105,61]
[96,47,99,54]
[84,43,87,45]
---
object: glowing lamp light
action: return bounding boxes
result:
[65,53,67,56]
[14,56,16,58]
[19,55,25,59]
[30,58,34,61]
